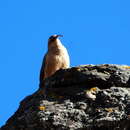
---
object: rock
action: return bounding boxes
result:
[1,64,130,130]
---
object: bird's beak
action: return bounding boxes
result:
[56,35,63,38]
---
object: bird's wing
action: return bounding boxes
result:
[39,53,47,82]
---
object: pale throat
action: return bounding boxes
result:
[48,39,63,51]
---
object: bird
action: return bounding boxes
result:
[39,34,70,84]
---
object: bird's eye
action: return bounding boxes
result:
[49,36,54,40]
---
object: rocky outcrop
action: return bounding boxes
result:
[1,64,130,130]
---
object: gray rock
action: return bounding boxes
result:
[1,64,130,130]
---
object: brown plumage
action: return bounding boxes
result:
[40,35,70,83]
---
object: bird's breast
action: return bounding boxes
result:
[44,45,70,79]
[47,47,70,68]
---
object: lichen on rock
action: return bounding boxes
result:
[1,64,130,130]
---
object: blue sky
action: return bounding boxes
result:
[0,0,130,126]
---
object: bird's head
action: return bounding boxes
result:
[48,34,63,42]
[48,34,63,48]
